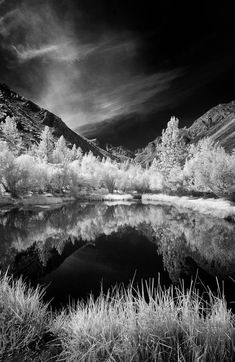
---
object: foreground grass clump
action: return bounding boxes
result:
[52,284,235,362]
[1,273,235,361]
[0,273,55,361]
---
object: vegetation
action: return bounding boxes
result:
[1,272,235,361]
[0,116,234,200]
[0,272,55,361]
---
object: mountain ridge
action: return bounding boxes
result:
[0,83,113,159]
[135,100,235,165]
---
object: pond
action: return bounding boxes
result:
[0,201,235,309]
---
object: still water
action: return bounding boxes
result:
[0,201,235,308]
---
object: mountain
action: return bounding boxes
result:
[187,101,235,151]
[105,145,135,160]
[76,112,170,151]
[135,137,161,166]
[0,83,113,159]
[136,100,235,165]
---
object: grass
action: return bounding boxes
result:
[1,272,235,361]
[0,272,57,361]
[142,193,235,220]
[52,282,235,362]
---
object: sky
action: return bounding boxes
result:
[1,0,235,148]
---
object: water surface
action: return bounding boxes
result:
[0,201,235,308]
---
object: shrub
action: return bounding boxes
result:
[183,139,235,196]
[0,150,32,197]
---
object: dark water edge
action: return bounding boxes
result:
[0,201,235,310]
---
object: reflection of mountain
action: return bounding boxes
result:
[41,229,170,306]
[0,202,235,288]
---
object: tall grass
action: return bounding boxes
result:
[0,272,56,361]
[1,272,235,361]
[52,282,235,362]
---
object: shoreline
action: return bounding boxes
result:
[1,193,235,220]
[142,193,235,220]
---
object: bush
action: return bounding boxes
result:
[183,139,235,196]
[0,151,32,197]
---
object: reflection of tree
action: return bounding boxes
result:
[0,202,235,283]
[151,207,235,280]
[154,227,188,282]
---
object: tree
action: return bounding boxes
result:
[157,117,187,177]
[36,126,55,162]
[149,159,164,191]
[183,138,235,196]
[0,116,23,155]
[52,136,83,164]
[53,135,68,164]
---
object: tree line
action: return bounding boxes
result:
[0,116,234,199]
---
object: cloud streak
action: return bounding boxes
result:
[0,0,184,129]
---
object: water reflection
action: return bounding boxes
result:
[0,202,234,305]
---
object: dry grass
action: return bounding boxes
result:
[52,282,235,362]
[142,193,235,219]
[0,272,57,361]
[1,272,235,361]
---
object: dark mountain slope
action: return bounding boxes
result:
[0,83,112,159]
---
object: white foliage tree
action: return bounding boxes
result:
[157,117,187,177]
[52,135,69,164]
[36,126,55,162]
[0,116,23,155]
[183,138,235,196]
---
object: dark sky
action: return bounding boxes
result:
[1,0,235,147]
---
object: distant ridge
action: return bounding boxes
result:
[188,100,235,151]
[0,83,114,159]
[136,100,235,165]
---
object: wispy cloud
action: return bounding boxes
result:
[12,44,60,61]
[0,0,184,128]
[11,37,136,64]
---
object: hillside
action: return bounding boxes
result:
[0,83,112,159]
[135,137,161,166]
[188,100,235,151]
[76,112,168,151]
[136,100,235,165]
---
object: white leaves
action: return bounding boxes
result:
[0,116,23,155]
[183,138,235,195]
[158,117,187,177]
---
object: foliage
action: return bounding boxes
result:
[53,283,235,362]
[183,138,235,196]
[35,126,55,162]
[0,116,23,155]
[1,271,235,362]
[156,117,187,177]
[0,272,53,361]
[52,136,82,164]
[0,116,234,198]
